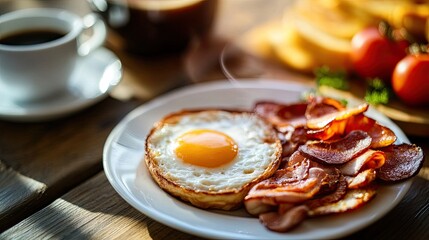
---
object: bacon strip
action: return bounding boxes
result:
[253,101,307,131]
[299,130,372,165]
[377,143,425,182]
[339,149,385,176]
[346,169,377,189]
[307,161,342,195]
[367,123,397,148]
[248,97,424,233]
[277,103,308,129]
[306,103,369,130]
[308,186,377,216]
[246,168,327,204]
[244,198,276,216]
[306,175,348,209]
[345,114,397,148]
[259,205,309,232]
[305,96,345,120]
[266,158,310,185]
[286,150,309,166]
[279,127,308,162]
[306,120,348,140]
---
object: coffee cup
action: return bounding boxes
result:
[88,0,218,56]
[0,8,107,102]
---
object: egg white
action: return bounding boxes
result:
[146,110,280,192]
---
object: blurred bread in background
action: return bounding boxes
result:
[239,0,429,74]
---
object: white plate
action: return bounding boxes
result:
[0,47,122,122]
[103,80,411,239]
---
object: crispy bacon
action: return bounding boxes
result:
[253,101,307,131]
[279,127,308,161]
[306,120,348,140]
[306,103,369,130]
[246,167,327,204]
[308,185,377,216]
[377,144,425,182]
[259,205,309,232]
[278,203,295,214]
[276,103,308,129]
[286,150,309,167]
[244,198,276,216]
[290,127,308,145]
[345,114,396,148]
[267,158,310,185]
[367,123,397,148]
[305,96,345,120]
[339,149,385,176]
[248,97,424,233]
[299,130,372,165]
[306,175,348,209]
[308,161,342,195]
[346,169,377,189]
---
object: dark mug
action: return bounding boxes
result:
[88,0,218,57]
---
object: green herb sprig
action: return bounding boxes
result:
[365,78,390,105]
[315,66,349,90]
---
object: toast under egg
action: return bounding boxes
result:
[145,109,282,210]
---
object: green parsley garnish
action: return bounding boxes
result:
[315,66,349,90]
[339,98,348,107]
[365,78,390,105]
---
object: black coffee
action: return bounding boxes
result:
[91,0,218,56]
[0,29,65,46]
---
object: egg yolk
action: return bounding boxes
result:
[175,129,238,168]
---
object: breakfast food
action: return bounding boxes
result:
[245,96,425,232]
[143,96,424,233]
[238,0,429,74]
[145,109,282,210]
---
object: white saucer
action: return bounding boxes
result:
[0,47,122,122]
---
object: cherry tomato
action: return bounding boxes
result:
[351,27,408,82]
[392,54,429,106]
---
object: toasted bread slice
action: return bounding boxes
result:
[269,11,352,73]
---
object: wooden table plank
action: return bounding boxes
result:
[1,172,201,240]
[0,161,46,226]
[346,176,429,240]
[2,170,428,240]
[1,0,428,238]
[0,98,141,230]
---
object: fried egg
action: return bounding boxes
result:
[145,109,282,210]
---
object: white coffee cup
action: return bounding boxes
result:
[0,8,107,102]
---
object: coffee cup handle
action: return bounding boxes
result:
[78,14,107,56]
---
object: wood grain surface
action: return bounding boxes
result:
[0,0,428,239]
[2,172,428,240]
[0,161,46,226]
[0,98,141,231]
[1,172,202,240]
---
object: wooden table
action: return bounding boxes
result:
[1,1,428,239]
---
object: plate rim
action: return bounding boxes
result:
[103,79,412,239]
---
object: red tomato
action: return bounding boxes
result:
[351,27,408,82]
[392,54,429,106]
